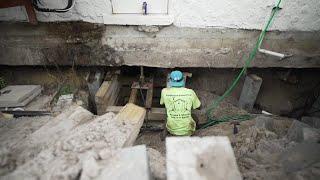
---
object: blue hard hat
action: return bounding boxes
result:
[169,70,185,87]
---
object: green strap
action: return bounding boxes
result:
[201,0,283,129]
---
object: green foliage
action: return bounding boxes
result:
[0,77,6,89]
[59,84,74,95]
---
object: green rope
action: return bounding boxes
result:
[200,0,283,129]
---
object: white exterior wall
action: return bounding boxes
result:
[0,0,319,31]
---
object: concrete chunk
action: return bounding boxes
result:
[287,120,311,142]
[302,128,320,143]
[301,116,320,129]
[238,74,262,112]
[0,85,42,107]
[94,145,150,180]
[255,116,274,131]
[166,136,242,180]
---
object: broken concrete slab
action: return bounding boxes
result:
[302,128,320,143]
[255,116,274,131]
[238,74,262,112]
[287,120,311,142]
[166,136,242,180]
[93,145,150,180]
[0,85,42,108]
[301,116,320,129]
[12,105,94,164]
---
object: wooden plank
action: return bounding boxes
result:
[145,89,153,108]
[145,79,153,108]
[115,103,146,146]
[105,106,203,122]
[24,0,37,25]
[95,75,120,115]
[128,88,138,104]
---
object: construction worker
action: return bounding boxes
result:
[160,70,201,138]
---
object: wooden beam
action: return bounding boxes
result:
[105,106,204,122]
[128,88,138,104]
[115,103,146,147]
[95,75,120,115]
[24,0,37,25]
[145,79,153,109]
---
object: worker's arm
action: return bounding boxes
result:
[192,90,201,109]
[160,89,165,105]
[192,90,201,127]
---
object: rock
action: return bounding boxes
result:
[301,116,320,129]
[80,152,100,180]
[147,148,166,180]
[54,94,74,112]
[287,120,311,142]
[137,26,160,33]
[302,128,320,143]
[255,116,274,131]
[166,136,242,180]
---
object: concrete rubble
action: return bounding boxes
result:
[0,88,319,180]
[0,103,148,180]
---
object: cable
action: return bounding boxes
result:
[201,0,283,129]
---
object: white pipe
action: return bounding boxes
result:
[258,48,285,59]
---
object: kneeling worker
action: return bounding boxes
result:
[160,70,201,137]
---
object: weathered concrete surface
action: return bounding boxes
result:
[0,22,319,68]
[287,120,311,142]
[94,145,150,180]
[166,136,242,180]
[255,116,274,131]
[0,85,42,107]
[238,74,262,111]
[301,116,320,129]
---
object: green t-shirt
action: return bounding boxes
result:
[160,87,201,136]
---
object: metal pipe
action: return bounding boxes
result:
[258,48,285,59]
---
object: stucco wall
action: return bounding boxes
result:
[0,0,319,31]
